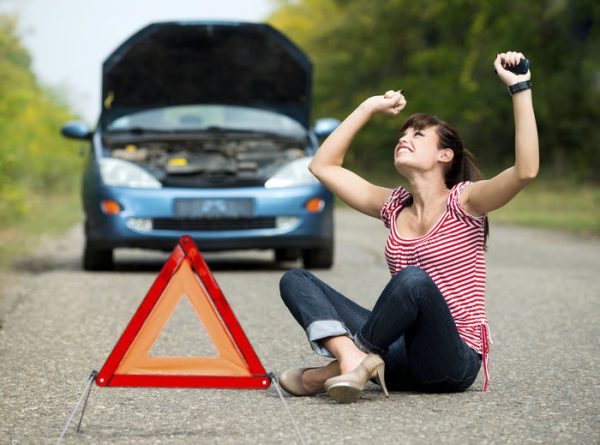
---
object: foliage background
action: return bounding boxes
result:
[0,15,81,228]
[0,1,598,244]
[268,0,599,182]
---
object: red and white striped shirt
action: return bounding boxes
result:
[380,181,491,390]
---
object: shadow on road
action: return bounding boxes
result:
[10,250,298,274]
[114,256,294,273]
[10,255,82,273]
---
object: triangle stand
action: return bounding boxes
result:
[95,236,270,389]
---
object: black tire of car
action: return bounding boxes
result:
[302,240,334,269]
[275,248,300,262]
[83,241,114,271]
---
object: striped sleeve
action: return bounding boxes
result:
[380,186,410,228]
[448,181,487,226]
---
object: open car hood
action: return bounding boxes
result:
[101,22,312,129]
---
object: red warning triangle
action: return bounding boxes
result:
[96,236,270,389]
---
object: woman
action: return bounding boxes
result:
[278,52,538,403]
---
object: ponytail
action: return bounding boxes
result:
[446,148,481,187]
[449,148,489,249]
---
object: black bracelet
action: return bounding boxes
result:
[508,80,532,95]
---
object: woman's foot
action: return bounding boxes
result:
[278,360,340,396]
[322,335,368,374]
[338,351,368,375]
[300,360,341,393]
[324,354,389,403]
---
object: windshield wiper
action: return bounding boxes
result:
[107,126,304,139]
[108,127,175,135]
[202,126,268,134]
[201,126,304,138]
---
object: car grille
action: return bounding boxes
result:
[161,176,266,188]
[152,217,277,231]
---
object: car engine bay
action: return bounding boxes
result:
[102,134,308,188]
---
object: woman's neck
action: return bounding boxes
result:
[405,172,449,216]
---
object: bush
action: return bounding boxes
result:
[0,15,82,227]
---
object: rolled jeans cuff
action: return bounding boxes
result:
[354,330,386,356]
[306,320,351,358]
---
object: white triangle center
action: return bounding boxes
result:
[150,294,218,357]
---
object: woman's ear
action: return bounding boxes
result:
[439,148,454,163]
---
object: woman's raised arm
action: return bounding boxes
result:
[309,91,407,218]
[460,51,539,216]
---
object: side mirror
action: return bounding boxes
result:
[314,118,340,139]
[61,121,92,140]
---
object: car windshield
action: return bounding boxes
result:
[106,105,306,137]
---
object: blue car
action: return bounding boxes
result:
[61,21,339,271]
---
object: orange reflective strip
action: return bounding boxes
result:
[117,357,249,376]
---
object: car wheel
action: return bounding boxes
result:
[302,242,334,269]
[275,248,300,263]
[83,241,114,271]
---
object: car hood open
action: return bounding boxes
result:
[101,22,312,129]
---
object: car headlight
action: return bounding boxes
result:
[99,158,162,189]
[264,157,319,188]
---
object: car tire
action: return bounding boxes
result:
[83,241,114,271]
[275,248,300,263]
[302,242,334,269]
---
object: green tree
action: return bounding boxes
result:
[269,0,600,181]
[0,14,81,226]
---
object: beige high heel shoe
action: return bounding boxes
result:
[324,354,389,403]
[278,361,340,396]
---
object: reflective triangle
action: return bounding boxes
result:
[96,236,270,389]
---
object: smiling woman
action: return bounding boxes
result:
[278,51,539,403]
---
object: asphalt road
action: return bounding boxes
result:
[1,208,598,444]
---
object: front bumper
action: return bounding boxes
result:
[84,184,334,252]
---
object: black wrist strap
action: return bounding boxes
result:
[509,80,532,95]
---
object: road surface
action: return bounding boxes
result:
[1,208,598,444]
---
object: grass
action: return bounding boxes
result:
[0,190,82,268]
[0,178,597,269]
[490,180,599,235]
[343,167,600,237]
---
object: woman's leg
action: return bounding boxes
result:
[281,266,480,392]
[356,266,480,392]
[279,268,372,386]
[280,268,371,355]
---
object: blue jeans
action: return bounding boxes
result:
[279,266,481,392]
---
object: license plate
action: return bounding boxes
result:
[173,198,254,218]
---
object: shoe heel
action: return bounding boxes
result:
[374,364,389,397]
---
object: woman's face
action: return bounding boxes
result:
[393,125,447,174]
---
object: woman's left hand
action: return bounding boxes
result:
[461,51,538,217]
[494,51,531,86]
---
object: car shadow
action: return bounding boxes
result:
[11,251,299,274]
[114,249,299,272]
[114,256,296,273]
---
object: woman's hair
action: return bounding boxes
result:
[400,113,489,247]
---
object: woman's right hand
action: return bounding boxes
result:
[309,90,402,218]
[363,90,407,116]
